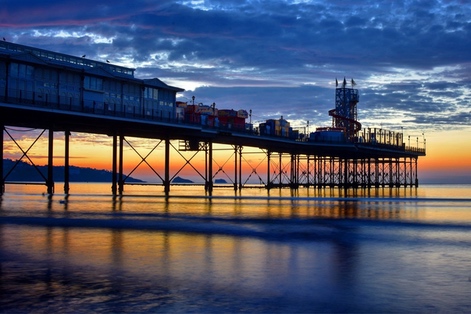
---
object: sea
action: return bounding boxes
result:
[0,183,470,313]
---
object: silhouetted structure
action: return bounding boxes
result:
[0,41,425,195]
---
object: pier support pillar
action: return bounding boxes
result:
[233,145,238,191]
[368,158,372,187]
[207,141,213,193]
[233,145,242,191]
[343,158,348,188]
[403,158,407,187]
[290,154,298,189]
[0,124,3,194]
[238,146,242,190]
[279,153,283,187]
[164,138,170,194]
[374,158,379,188]
[266,151,271,190]
[306,155,312,187]
[204,141,214,193]
[47,129,54,195]
[64,130,70,194]
[111,134,117,195]
[118,134,124,195]
[414,157,419,187]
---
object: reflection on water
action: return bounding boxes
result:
[2,184,471,234]
[2,221,470,312]
[0,186,424,219]
[1,184,471,312]
[1,225,354,312]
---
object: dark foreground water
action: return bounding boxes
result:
[1,184,470,313]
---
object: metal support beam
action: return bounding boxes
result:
[231,145,243,190]
[208,141,213,193]
[204,142,213,193]
[306,155,312,187]
[396,158,400,187]
[329,157,334,187]
[170,140,206,186]
[47,129,54,195]
[266,151,271,190]
[414,157,419,187]
[279,152,282,187]
[343,158,348,188]
[0,122,423,193]
[238,146,242,190]
[64,130,70,194]
[234,145,238,191]
[112,134,117,195]
[290,154,298,189]
[290,154,295,188]
[374,158,379,188]
[118,134,124,195]
[368,158,371,187]
[403,158,408,186]
[164,138,170,194]
[0,124,3,194]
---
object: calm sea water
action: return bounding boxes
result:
[1,183,470,313]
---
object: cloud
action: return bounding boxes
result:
[2,0,471,133]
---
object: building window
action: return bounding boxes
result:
[144,87,159,100]
[10,62,34,78]
[84,76,103,91]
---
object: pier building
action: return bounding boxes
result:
[0,41,426,195]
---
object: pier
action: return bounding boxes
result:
[0,41,426,195]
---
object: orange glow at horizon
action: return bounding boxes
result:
[4,129,471,182]
[418,129,471,175]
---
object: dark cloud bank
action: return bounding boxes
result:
[2,0,471,131]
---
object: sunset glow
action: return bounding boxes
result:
[2,0,471,183]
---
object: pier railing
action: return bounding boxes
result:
[1,88,425,155]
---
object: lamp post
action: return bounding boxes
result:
[249,109,253,132]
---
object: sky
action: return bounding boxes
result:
[2,0,471,183]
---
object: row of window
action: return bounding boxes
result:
[84,76,103,91]
[3,62,174,102]
[2,82,174,114]
[4,78,174,107]
[3,42,134,76]
[10,63,33,79]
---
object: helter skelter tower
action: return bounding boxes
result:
[329,77,362,141]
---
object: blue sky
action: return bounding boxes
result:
[2,0,470,131]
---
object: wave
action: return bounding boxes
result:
[1,214,470,245]
[0,215,338,240]
[114,194,471,203]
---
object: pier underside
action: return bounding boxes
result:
[1,125,419,195]
[0,42,426,195]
